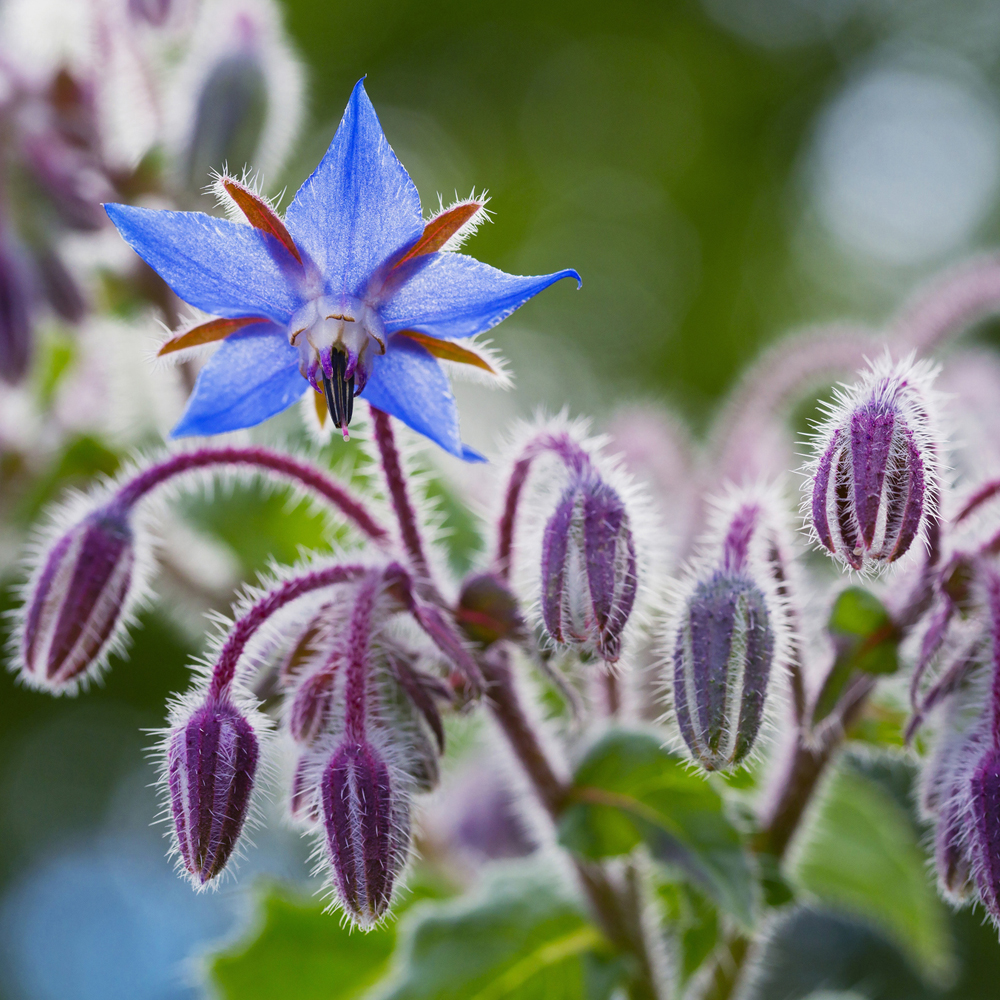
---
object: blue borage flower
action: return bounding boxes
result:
[104,79,579,460]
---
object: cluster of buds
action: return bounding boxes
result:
[806,354,942,573]
[667,492,786,771]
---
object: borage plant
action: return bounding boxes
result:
[15,77,1000,1000]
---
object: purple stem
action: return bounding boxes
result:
[208,563,367,703]
[721,503,760,574]
[343,572,381,742]
[955,478,1000,524]
[989,572,1000,749]
[369,406,436,589]
[494,432,590,581]
[114,446,389,543]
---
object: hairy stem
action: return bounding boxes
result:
[208,563,368,702]
[369,406,436,588]
[114,446,389,542]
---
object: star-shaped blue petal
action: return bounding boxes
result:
[104,78,579,460]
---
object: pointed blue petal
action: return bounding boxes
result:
[284,79,423,297]
[171,323,304,437]
[362,335,478,459]
[380,253,580,340]
[105,204,303,324]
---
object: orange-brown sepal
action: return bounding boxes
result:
[158,316,267,356]
[395,330,496,373]
[395,200,483,267]
[222,178,303,264]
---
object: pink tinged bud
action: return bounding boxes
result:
[290,753,320,824]
[673,572,775,771]
[809,363,935,571]
[540,476,637,662]
[970,747,1000,920]
[321,740,406,927]
[168,700,259,885]
[21,504,136,690]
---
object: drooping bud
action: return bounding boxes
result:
[185,52,267,190]
[540,472,637,661]
[0,232,34,384]
[321,738,408,928]
[936,790,975,903]
[670,498,780,771]
[19,501,140,692]
[970,746,1000,921]
[167,699,260,886]
[288,654,340,744]
[807,355,940,572]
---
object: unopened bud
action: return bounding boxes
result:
[167,699,259,885]
[540,473,637,661]
[20,502,138,691]
[970,746,1000,921]
[672,571,775,771]
[457,573,524,648]
[288,658,338,744]
[321,739,408,927]
[185,53,267,190]
[808,356,939,571]
[0,233,33,384]
[936,791,975,902]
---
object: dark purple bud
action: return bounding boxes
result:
[673,571,775,771]
[185,53,267,191]
[167,699,259,885]
[321,739,408,927]
[540,474,638,662]
[970,747,1000,920]
[456,573,524,648]
[808,358,938,572]
[20,503,137,691]
[0,234,33,384]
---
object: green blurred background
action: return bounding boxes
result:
[5,0,1000,997]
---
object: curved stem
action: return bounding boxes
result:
[494,431,590,580]
[114,446,389,543]
[208,563,367,703]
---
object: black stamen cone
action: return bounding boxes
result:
[322,351,356,432]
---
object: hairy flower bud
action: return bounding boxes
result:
[456,573,524,648]
[0,233,33,384]
[672,571,775,771]
[807,356,940,571]
[167,699,259,885]
[321,738,408,928]
[970,746,1000,920]
[288,657,339,744]
[185,53,267,190]
[19,502,139,691]
[540,473,637,661]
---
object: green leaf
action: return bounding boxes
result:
[656,878,719,986]
[790,761,954,984]
[377,860,620,1000]
[557,729,755,926]
[813,588,899,723]
[209,880,446,1000]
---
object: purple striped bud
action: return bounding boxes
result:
[807,356,940,572]
[19,502,140,692]
[288,657,339,744]
[970,746,1000,921]
[540,473,638,662]
[167,699,260,886]
[672,571,775,771]
[321,739,408,928]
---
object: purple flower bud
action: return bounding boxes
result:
[0,233,33,384]
[185,53,267,190]
[321,739,408,927]
[167,699,260,885]
[970,746,1000,920]
[289,752,320,824]
[672,571,775,771]
[936,790,975,903]
[540,473,638,662]
[808,356,940,572]
[20,503,138,691]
